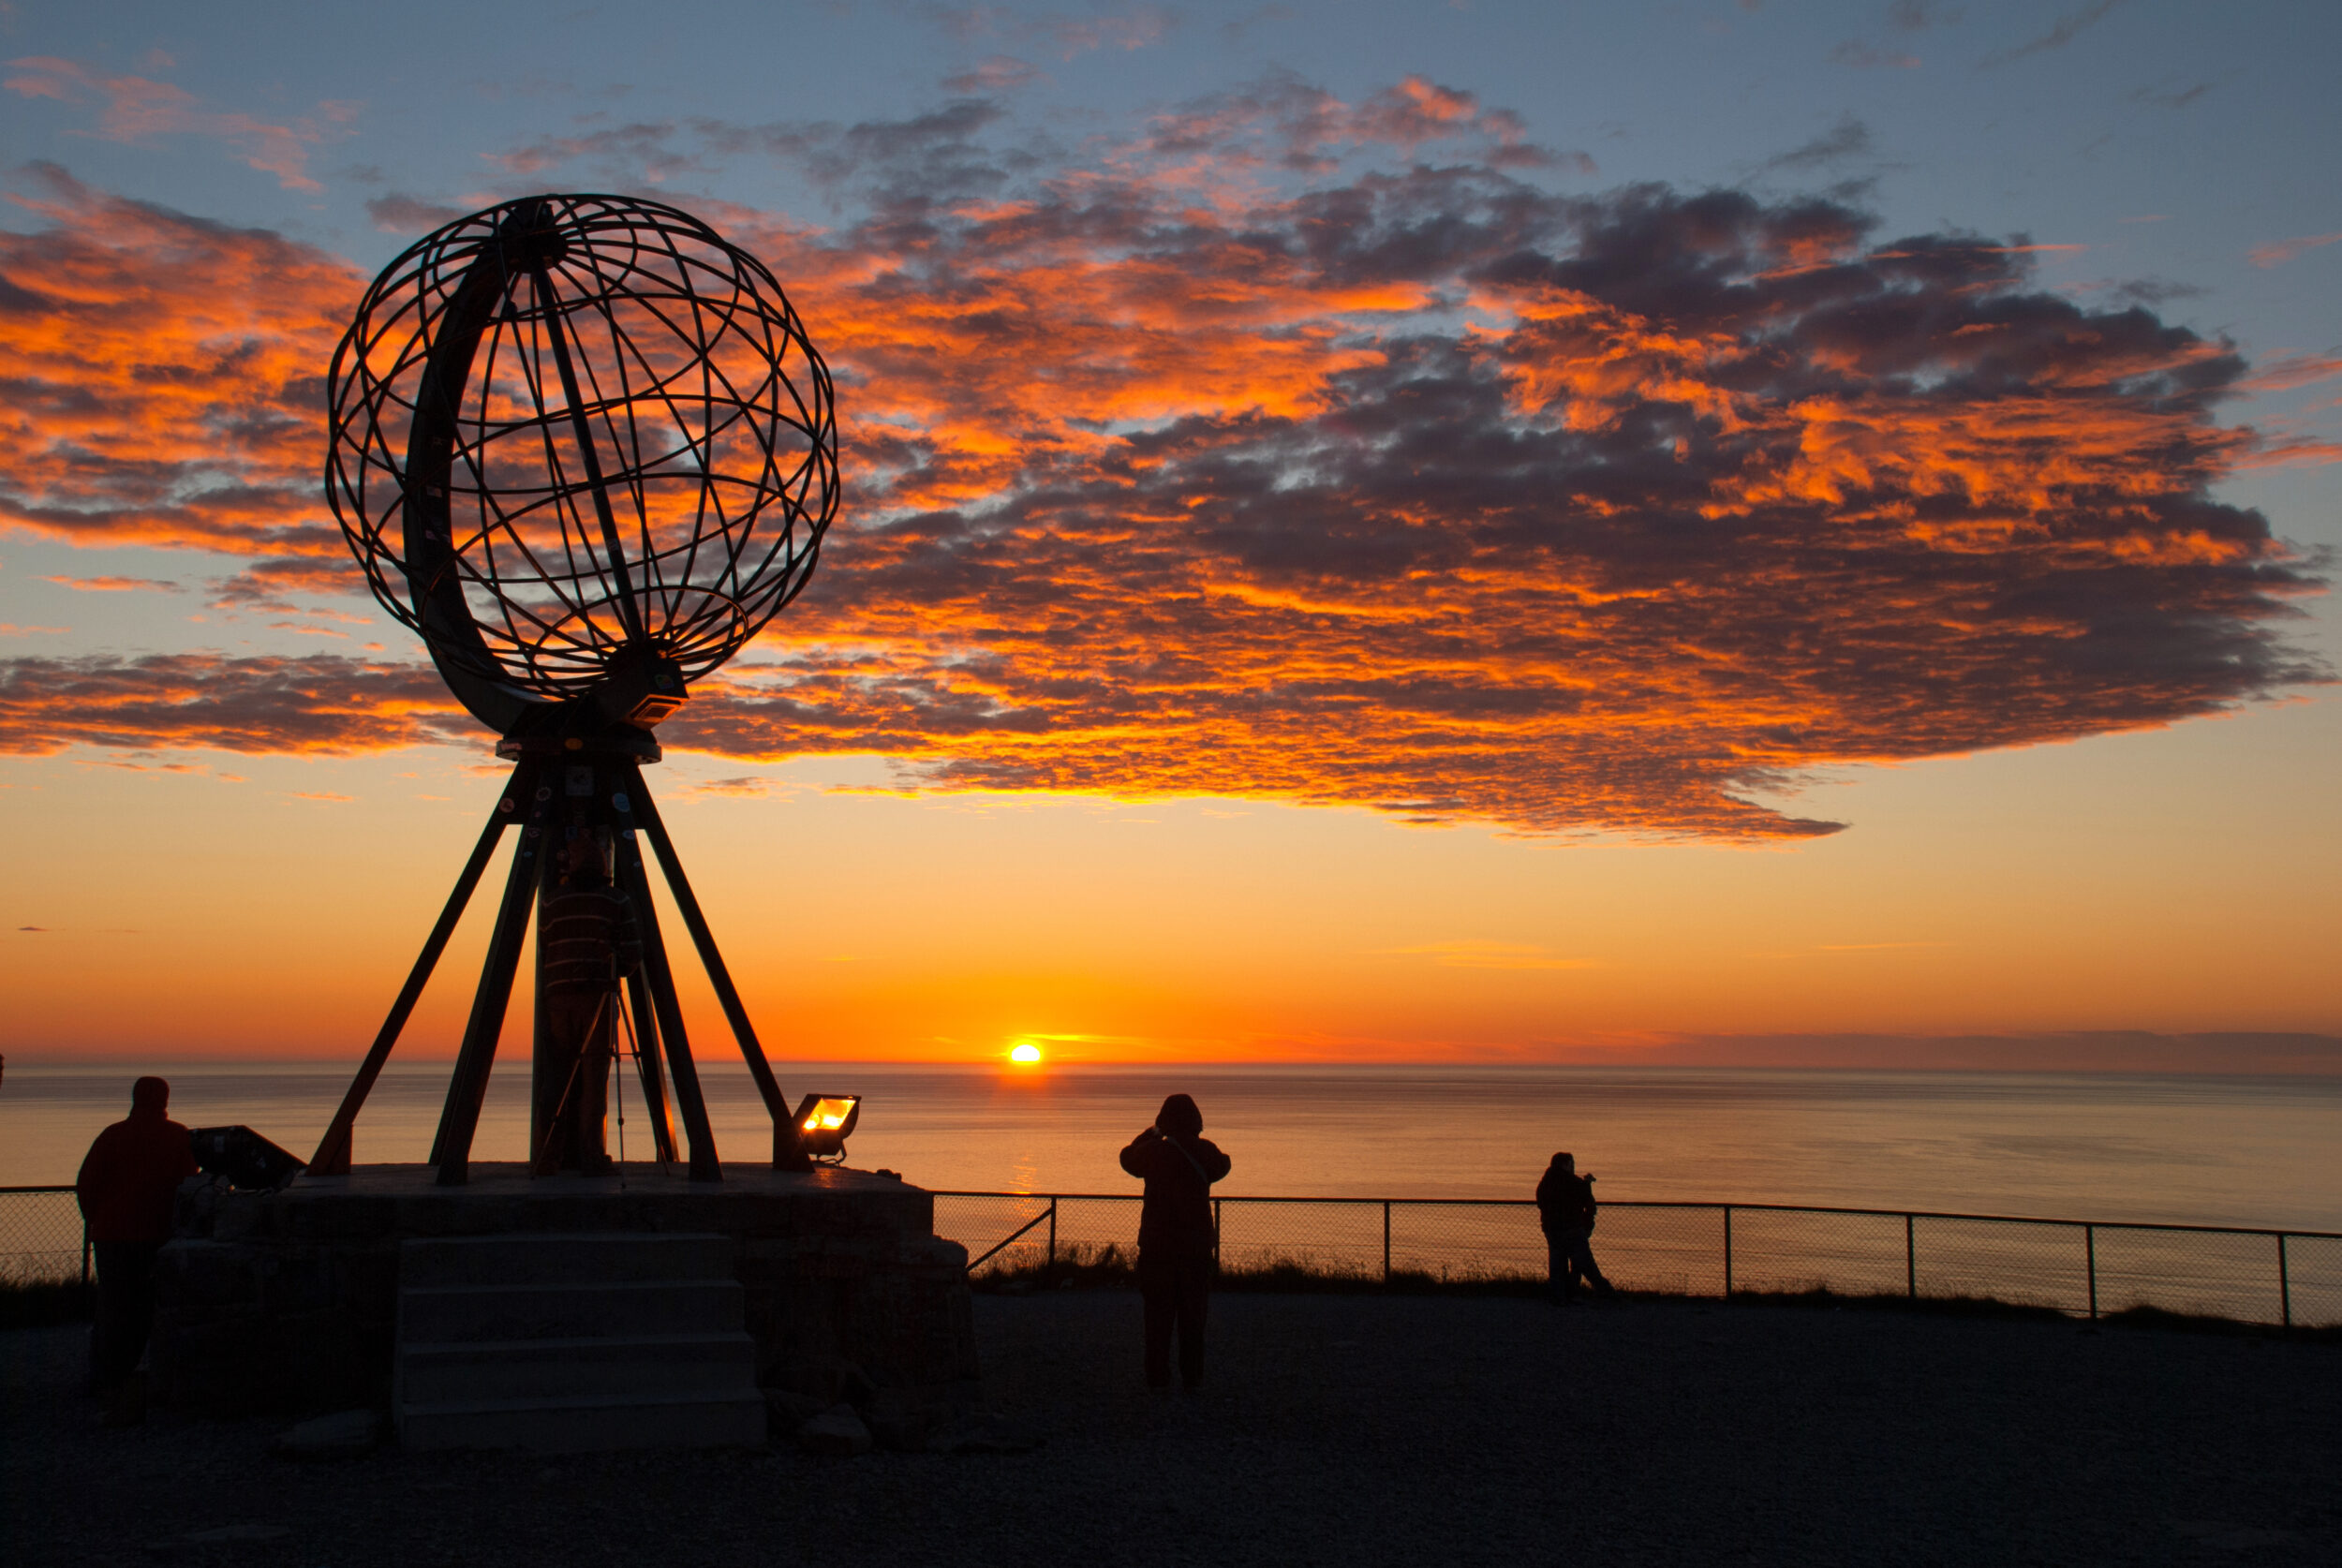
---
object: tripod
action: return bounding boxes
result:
[306,729,807,1185]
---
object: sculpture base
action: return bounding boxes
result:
[152,1163,978,1417]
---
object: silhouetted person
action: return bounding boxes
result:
[1119,1093,1231,1390]
[534,833,642,1175]
[75,1076,198,1401]
[1535,1151,1613,1303]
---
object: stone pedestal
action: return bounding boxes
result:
[152,1164,978,1418]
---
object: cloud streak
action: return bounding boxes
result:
[0,653,462,755]
[45,575,178,592]
[1978,0,2126,68]
[4,57,353,191]
[2249,232,2342,269]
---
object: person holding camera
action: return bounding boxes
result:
[1119,1093,1232,1390]
[1535,1151,1615,1304]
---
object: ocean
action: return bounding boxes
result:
[8,1059,2339,1232]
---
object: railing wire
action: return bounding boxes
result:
[931,1191,2340,1329]
[8,1180,2331,1330]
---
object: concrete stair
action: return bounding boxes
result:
[394,1233,765,1452]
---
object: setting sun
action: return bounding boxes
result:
[1009,1043,1043,1065]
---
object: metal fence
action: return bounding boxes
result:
[0,1187,89,1286]
[9,1180,2332,1330]
[934,1192,2342,1331]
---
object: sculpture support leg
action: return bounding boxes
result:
[623,764,807,1170]
[615,822,721,1181]
[308,762,532,1175]
[624,969,679,1164]
[431,789,554,1185]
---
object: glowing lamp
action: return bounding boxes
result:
[792,1094,861,1161]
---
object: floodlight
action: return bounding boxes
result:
[792,1094,862,1161]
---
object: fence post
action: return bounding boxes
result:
[1047,1197,1057,1272]
[1905,1212,1916,1299]
[82,1220,92,1289]
[2278,1234,2290,1332]
[2084,1224,2097,1320]
[1383,1200,1392,1284]
[1213,1197,1223,1269]
[1723,1205,1733,1300]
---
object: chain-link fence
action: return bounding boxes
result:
[932,1192,2341,1329]
[0,1187,88,1285]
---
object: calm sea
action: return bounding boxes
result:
[7,1060,2339,1231]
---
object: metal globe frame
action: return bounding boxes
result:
[309,196,838,1187]
[325,193,837,735]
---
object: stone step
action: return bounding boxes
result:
[397,1390,768,1454]
[398,1232,734,1288]
[397,1280,744,1342]
[396,1330,759,1406]
[391,1230,766,1453]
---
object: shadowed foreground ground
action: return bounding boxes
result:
[4,1292,2336,1567]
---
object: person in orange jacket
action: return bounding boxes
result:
[75,1076,199,1393]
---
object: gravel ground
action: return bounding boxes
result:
[4,1291,2337,1567]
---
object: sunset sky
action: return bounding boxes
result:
[2,1,2335,1067]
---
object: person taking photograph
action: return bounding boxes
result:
[1119,1093,1232,1390]
[1535,1150,1615,1304]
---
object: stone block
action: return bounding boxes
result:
[764,1388,827,1433]
[862,1386,941,1452]
[158,1240,262,1310]
[796,1403,872,1457]
[257,1250,337,1316]
[398,1279,744,1342]
[399,1330,757,1406]
[156,1164,977,1419]
[273,1408,382,1460]
[401,1392,768,1453]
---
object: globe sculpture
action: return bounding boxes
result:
[308,195,839,1186]
[326,193,837,734]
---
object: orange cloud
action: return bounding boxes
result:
[45,574,177,592]
[1046,8,1171,58]
[1138,70,1585,174]
[0,654,461,755]
[690,175,2321,836]
[0,164,358,557]
[2249,232,2342,269]
[2234,436,2342,470]
[0,88,2326,836]
[2240,352,2342,394]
